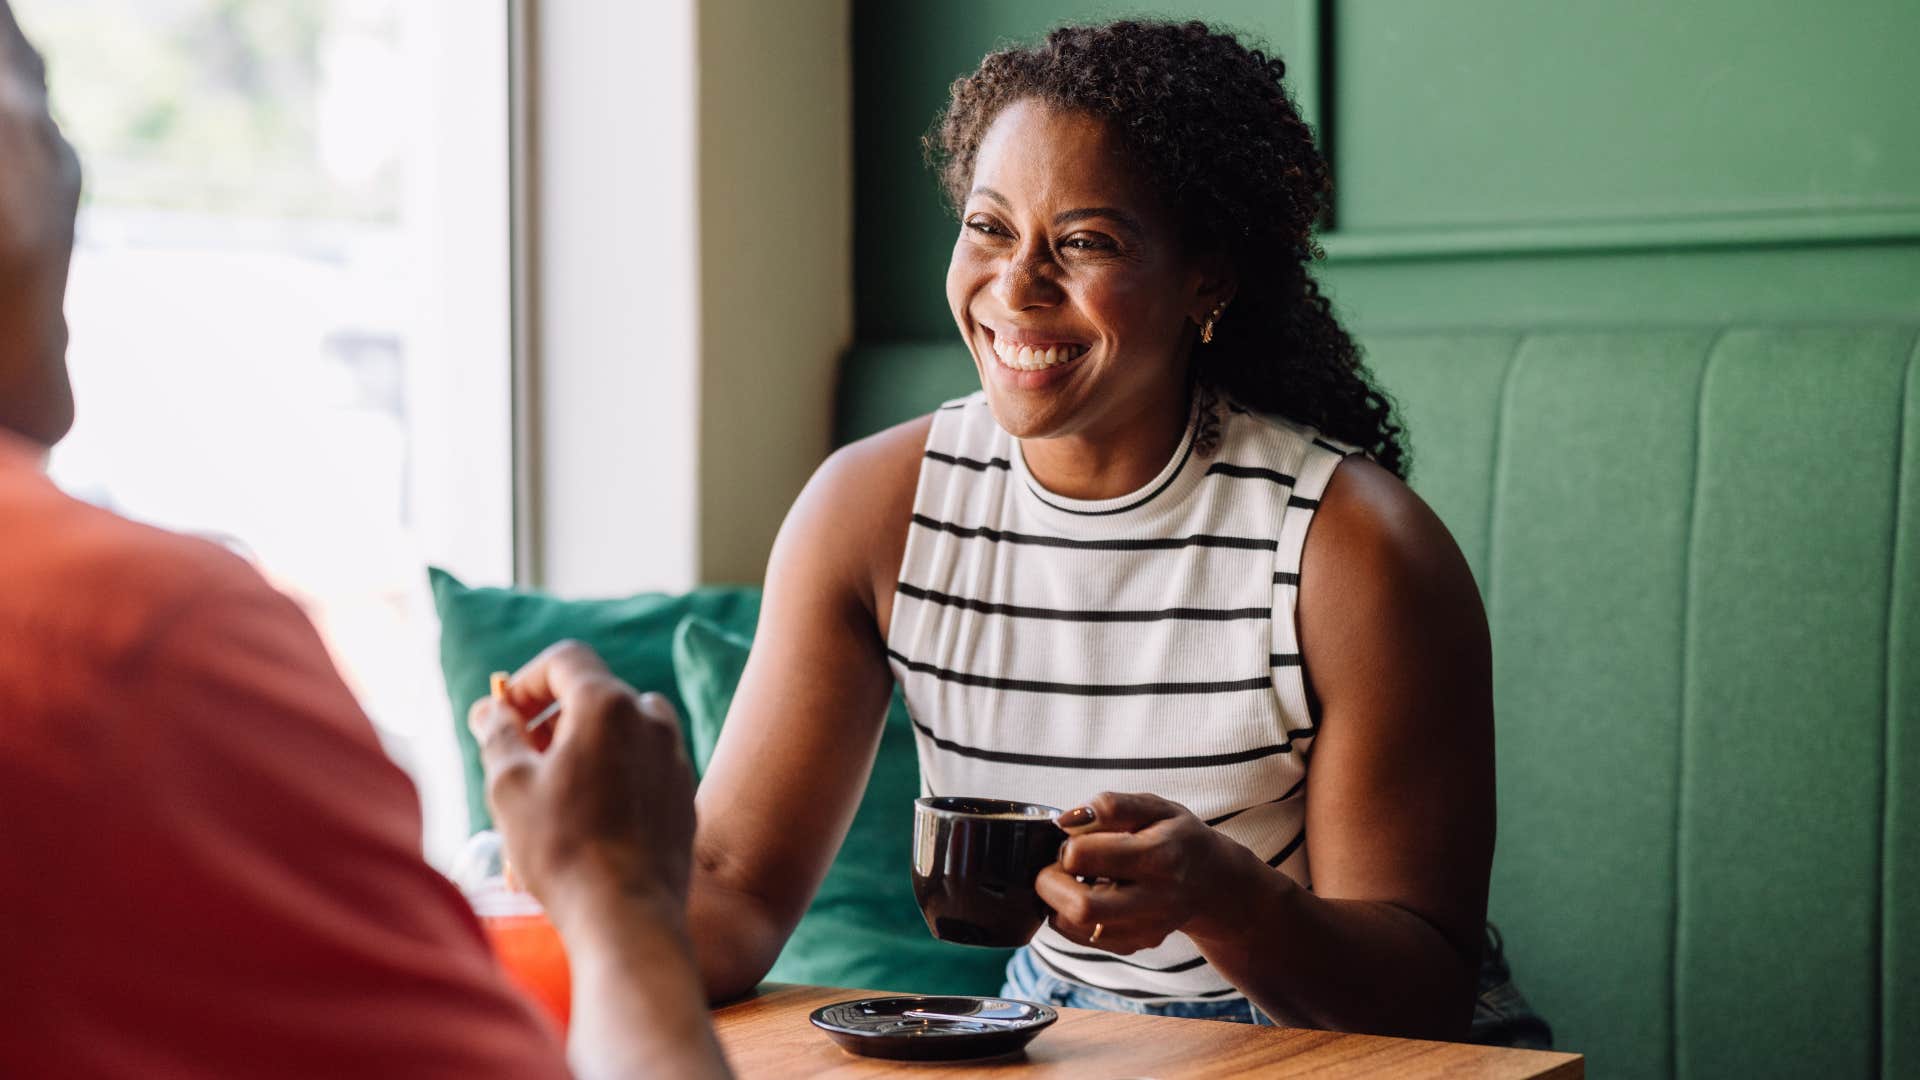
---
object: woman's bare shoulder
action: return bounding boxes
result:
[802,413,933,541]
[819,413,935,503]
[1297,454,1489,719]
[1305,457,1476,601]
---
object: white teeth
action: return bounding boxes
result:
[990,337,1085,371]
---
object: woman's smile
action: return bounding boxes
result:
[982,324,1092,389]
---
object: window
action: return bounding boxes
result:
[21,0,512,865]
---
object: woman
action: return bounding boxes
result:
[687,20,1495,1039]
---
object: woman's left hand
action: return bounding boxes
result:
[1036,791,1246,954]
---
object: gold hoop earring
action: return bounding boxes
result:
[1200,302,1226,344]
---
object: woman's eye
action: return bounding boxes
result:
[964,218,1005,237]
[1062,235,1114,252]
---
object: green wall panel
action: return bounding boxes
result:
[1676,328,1909,1079]
[1485,332,1711,1079]
[853,0,1317,340]
[1319,243,1920,332]
[1332,0,1920,232]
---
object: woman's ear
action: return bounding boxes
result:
[1189,256,1236,326]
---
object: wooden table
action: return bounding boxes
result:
[713,984,1583,1079]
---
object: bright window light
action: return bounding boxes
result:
[21,0,512,867]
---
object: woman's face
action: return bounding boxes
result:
[946,99,1219,443]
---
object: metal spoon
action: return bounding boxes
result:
[900,1009,1028,1027]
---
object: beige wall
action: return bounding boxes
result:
[694,0,852,585]
[524,0,702,596]
[520,0,850,594]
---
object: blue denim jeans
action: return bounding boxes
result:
[998,946,1281,1026]
[1000,926,1554,1049]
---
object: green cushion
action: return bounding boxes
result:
[428,568,761,834]
[1673,328,1908,1079]
[1366,324,1920,1079]
[670,614,1015,995]
[1449,330,1710,1078]
[1888,336,1920,1080]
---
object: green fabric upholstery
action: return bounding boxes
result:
[1890,339,1920,1080]
[670,616,1015,995]
[836,325,1920,1078]
[1675,329,1907,1078]
[427,568,761,833]
[671,615,755,764]
[1482,330,1712,1079]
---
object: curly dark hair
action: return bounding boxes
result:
[927,19,1407,477]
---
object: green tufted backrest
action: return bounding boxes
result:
[834,325,1920,1079]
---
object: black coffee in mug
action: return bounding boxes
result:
[912,796,1066,948]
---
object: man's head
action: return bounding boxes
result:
[0,0,80,448]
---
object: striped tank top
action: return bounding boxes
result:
[886,389,1356,1002]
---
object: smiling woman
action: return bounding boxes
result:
[943,100,1226,498]
[681,18,1500,1044]
[931,20,1405,481]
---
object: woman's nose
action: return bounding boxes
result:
[992,241,1062,311]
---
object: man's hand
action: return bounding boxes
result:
[468,640,696,933]
[469,641,730,1080]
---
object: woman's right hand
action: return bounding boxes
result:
[467,640,697,931]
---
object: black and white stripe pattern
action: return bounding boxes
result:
[887,391,1354,1002]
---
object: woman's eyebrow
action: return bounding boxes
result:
[969,186,1011,209]
[967,189,1142,235]
[1053,206,1142,233]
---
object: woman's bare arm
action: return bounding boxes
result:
[1183,456,1495,1037]
[685,417,929,1002]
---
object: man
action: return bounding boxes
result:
[0,5,726,1076]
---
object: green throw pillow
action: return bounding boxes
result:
[428,568,762,833]
[670,614,1015,996]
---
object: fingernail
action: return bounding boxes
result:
[1057,806,1095,828]
[1058,840,1072,864]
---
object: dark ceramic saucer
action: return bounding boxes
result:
[808,995,1058,1061]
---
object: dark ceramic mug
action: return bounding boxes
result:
[911,796,1066,948]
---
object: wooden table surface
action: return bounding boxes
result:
[712,984,1584,1079]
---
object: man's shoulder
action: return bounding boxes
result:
[0,462,272,662]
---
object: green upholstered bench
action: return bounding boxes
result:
[836,325,1920,1080]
